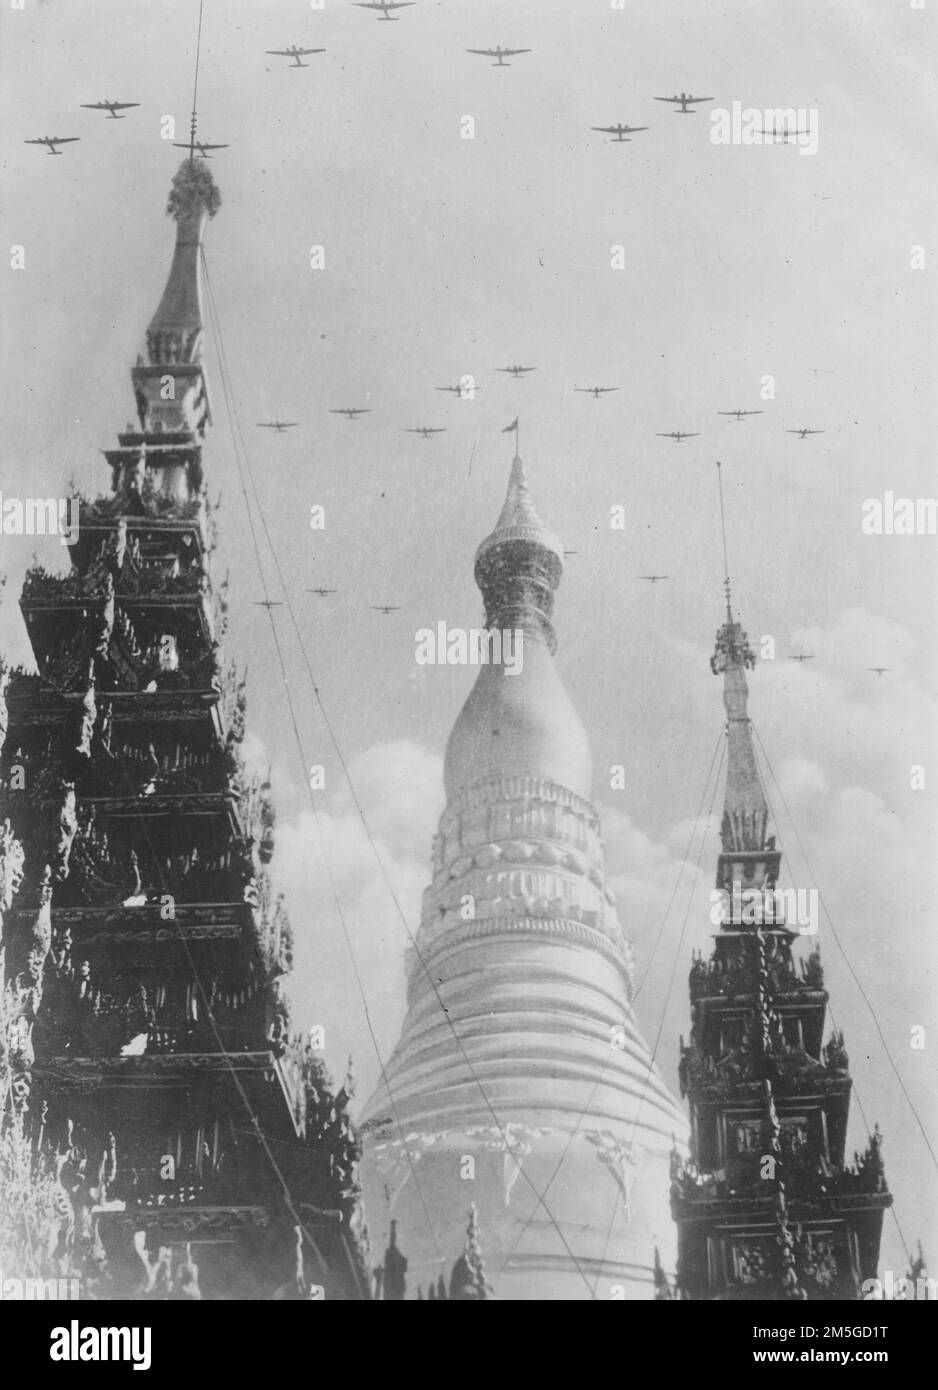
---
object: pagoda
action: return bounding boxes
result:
[359,454,688,1299]
[668,594,892,1299]
[0,160,370,1299]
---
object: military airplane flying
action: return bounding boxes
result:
[24,135,80,155]
[654,93,713,114]
[787,428,825,439]
[266,46,326,66]
[256,421,299,433]
[718,410,763,421]
[172,139,229,158]
[406,427,446,438]
[574,386,618,398]
[330,408,371,419]
[354,1,415,18]
[591,123,649,143]
[656,431,700,442]
[467,47,531,67]
[80,100,140,119]
[497,365,536,377]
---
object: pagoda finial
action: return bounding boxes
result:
[449,1203,494,1300]
[716,461,734,622]
[474,447,564,650]
[145,161,220,369]
[709,464,769,860]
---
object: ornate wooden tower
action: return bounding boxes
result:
[0,160,370,1300]
[668,597,892,1299]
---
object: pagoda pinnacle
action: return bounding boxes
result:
[146,159,221,367]
[474,453,564,652]
[709,601,769,857]
[130,159,220,439]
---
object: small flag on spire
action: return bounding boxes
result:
[502,417,519,434]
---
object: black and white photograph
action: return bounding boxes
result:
[0,0,935,1342]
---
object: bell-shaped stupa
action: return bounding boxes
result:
[360,453,687,1299]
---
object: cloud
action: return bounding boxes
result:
[264,740,444,1101]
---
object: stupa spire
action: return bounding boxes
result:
[474,452,564,652]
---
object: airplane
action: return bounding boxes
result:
[868,666,892,676]
[789,653,815,663]
[574,386,618,398]
[172,139,229,158]
[718,409,763,421]
[759,124,811,144]
[436,383,480,397]
[24,136,80,155]
[354,1,416,18]
[306,587,338,597]
[787,428,825,439]
[656,431,700,442]
[406,427,446,438]
[467,47,531,67]
[266,46,326,66]
[372,604,401,614]
[591,123,649,143]
[256,421,299,433]
[497,365,536,377]
[252,600,283,610]
[80,100,140,119]
[639,575,669,583]
[330,407,371,419]
[654,93,713,114]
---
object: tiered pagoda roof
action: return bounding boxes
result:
[0,159,370,1299]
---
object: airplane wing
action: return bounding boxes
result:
[294,48,326,54]
[80,103,108,110]
[266,50,297,56]
[654,97,680,103]
[48,137,80,143]
[592,126,621,135]
[502,49,531,56]
[467,49,497,56]
[687,96,713,103]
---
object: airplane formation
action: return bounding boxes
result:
[22,34,841,636]
[245,379,827,448]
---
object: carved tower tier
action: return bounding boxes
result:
[0,161,369,1300]
[669,600,892,1299]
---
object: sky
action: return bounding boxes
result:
[1,0,936,1278]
